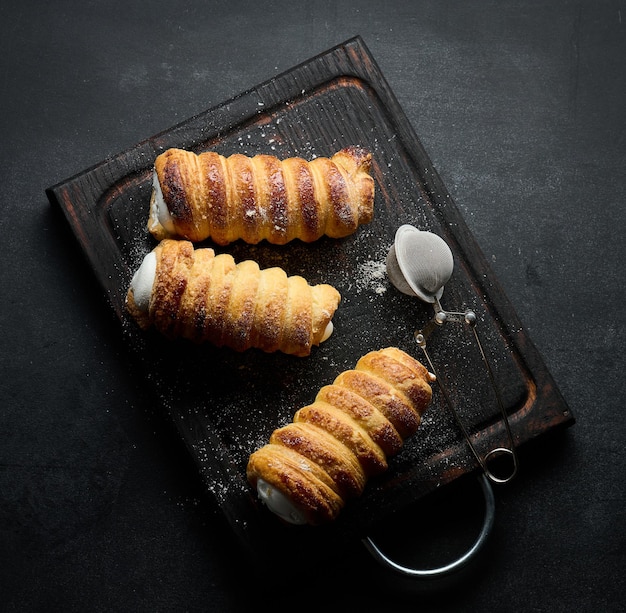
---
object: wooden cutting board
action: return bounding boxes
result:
[47,36,574,571]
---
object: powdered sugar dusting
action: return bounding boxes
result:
[355,258,388,295]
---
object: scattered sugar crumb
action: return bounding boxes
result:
[355,259,388,295]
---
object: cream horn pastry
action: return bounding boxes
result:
[126,239,340,357]
[247,347,435,524]
[148,146,375,244]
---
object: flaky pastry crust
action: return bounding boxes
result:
[126,239,340,357]
[148,146,375,244]
[247,347,434,524]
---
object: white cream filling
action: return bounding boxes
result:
[129,251,157,312]
[321,321,334,342]
[256,479,308,525]
[149,171,176,235]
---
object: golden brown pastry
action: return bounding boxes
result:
[148,146,375,244]
[126,239,341,357]
[247,347,435,524]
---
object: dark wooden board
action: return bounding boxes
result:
[46,36,573,571]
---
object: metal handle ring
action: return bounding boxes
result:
[362,474,495,579]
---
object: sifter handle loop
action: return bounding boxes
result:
[362,474,495,579]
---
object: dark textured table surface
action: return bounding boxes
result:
[2,2,624,612]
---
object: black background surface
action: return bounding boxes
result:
[2,2,624,612]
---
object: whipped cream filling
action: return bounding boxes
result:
[129,251,157,312]
[256,479,308,525]
[320,320,334,342]
[149,171,176,235]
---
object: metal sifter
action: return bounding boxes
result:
[363,224,518,580]
[386,224,518,484]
